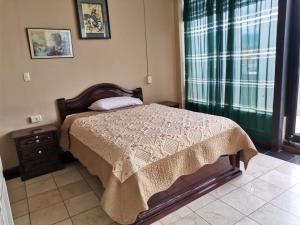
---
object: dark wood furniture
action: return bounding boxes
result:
[157,101,180,108]
[57,83,143,122]
[11,125,63,181]
[56,83,242,225]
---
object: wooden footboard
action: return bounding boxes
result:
[133,152,241,225]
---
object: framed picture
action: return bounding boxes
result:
[75,0,111,39]
[27,28,74,59]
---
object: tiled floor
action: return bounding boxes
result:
[258,147,300,166]
[7,153,300,225]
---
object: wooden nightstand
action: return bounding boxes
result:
[157,101,180,108]
[11,125,63,181]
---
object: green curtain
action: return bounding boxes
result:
[184,0,278,143]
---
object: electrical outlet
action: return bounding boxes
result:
[29,115,43,123]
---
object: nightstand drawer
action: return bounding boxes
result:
[19,133,55,148]
[20,144,56,161]
[22,154,59,173]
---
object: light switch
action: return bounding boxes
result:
[23,72,31,82]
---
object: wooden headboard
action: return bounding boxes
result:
[56,83,143,122]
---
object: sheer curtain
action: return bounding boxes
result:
[184,0,278,143]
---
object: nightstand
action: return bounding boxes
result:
[11,125,63,181]
[157,101,180,108]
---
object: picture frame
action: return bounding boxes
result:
[26,28,74,59]
[75,0,111,39]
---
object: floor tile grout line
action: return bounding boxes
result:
[24,181,32,225]
[267,192,300,220]
[52,169,75,225]
[238,178,287,203]
[218,198,249,217]
[234,216,261,225]
[52,164,106,223]
[12,155,299,225]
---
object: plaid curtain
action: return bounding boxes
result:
[184,0,278,143]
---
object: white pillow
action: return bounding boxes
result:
[88,96,143,111]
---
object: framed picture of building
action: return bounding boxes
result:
[75,0,111,39]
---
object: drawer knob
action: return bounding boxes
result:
[36,139,40,143]
[35,136,39,139]
[38,150,43,155]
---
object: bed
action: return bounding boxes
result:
[57,83,257,225]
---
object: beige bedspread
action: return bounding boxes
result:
[60,104,257,224]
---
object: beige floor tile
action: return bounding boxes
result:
[85,176,105,199]
[52,165,78,177]
[249,203,300,225]
[175,206,193,218]
[271,191,300,218]
[151,221,163,225]
[94,187,105,200]
[186,194,216,211]
[65,191,100,216]
[30,202,69,225]
[250,153,285,169]
[11,199,29,218]
[54,169,83,187]
[275,162,300,179]
[25,173,53,186]
[8,185,26,203]
[195,200,244,225]
[71,207,113,225]
[229,174,255,187]
[54,218,74,225]
[160,205,193,224]
[59,180,91,200]
[243,161,271,178]
[210,183,237,198]
[77,165,94,179]
[13,214,30,225]
[28,189,63,212]
[26,177,57,197]
[290,183,300,196]
[221,189,266,215]
[172,213,209,225]
[260,170,300,189]
[242,178,284,201]
[7,177,24,190]
[235,217,259,225]
[85,176,103,191]
[160,211,182,225]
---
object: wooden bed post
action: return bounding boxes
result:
[229,151,241,169]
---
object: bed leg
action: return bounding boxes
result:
[229,151,241,169]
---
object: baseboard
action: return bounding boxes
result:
[281,143,300,155]
[254,140,272,149]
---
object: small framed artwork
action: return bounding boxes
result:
[27,28,74,59]
[75,0,111,39]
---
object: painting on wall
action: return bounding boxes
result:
[27,28,74,59]
[75,0,111,39]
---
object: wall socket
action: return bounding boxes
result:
[29,115,43,123]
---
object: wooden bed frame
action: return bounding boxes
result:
[56,83,242,225]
